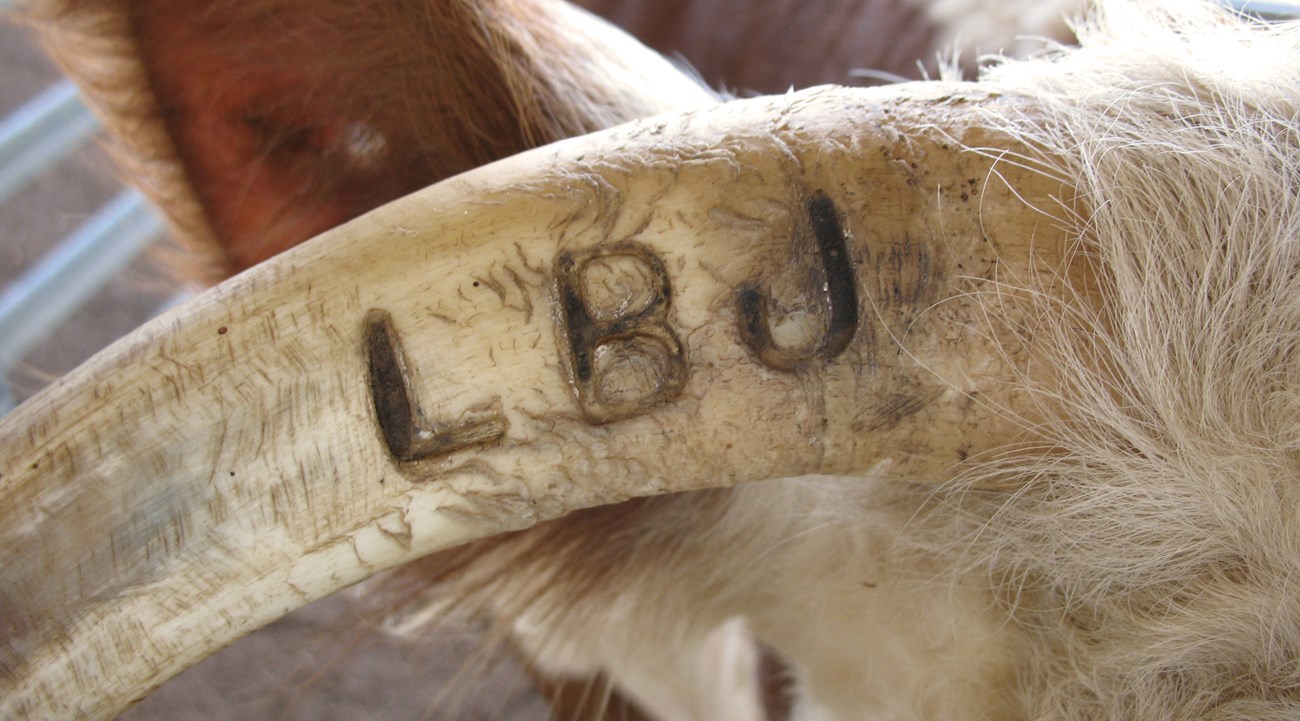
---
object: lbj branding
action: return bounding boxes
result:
[366,193,860,463]
[554,242,688,424]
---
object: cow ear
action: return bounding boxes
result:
[21,0,710,282]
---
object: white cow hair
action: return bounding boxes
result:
[908,0,1084,60]
[945,2,1300,718]
[389,2,1300,719]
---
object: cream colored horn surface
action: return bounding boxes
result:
[0,83,1079,720]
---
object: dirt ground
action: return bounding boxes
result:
[1,14,549,721]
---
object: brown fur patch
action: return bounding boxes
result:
[22,0,711,279]
[577,0,939,92]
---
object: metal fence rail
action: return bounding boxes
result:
[0,191,162,370]
[0,74,164,414]
[0,80,98,206]
[1229,0,1300,19]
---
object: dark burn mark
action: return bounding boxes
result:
[364,309,507,463]
[877,236,932,308]
[738,192,860,371]
[811,194,860,357]
[861,391,940,433]
[555,242,687,424]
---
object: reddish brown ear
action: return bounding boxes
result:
[22,0,710,281]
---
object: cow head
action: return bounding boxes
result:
[2,1,1298,719]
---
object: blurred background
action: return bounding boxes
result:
[0,9,545,721]
[0,12,175,414]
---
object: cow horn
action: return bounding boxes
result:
[0,83,1082,720]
